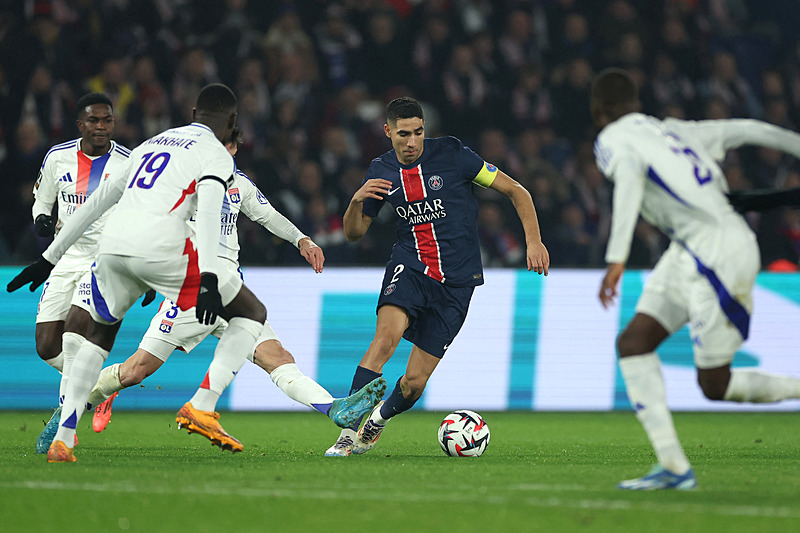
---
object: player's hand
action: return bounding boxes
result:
[599,263,625,309]
[352,179,393,203]
[34,214,56,237]
[298,237,325,273]
[526,241,550,276]
[141,289,157,307]
[6,256,55,292]
[196,273,223,325]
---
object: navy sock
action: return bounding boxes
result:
[346,366,382,431]
[379,376,419,420]
[349,366,382,394]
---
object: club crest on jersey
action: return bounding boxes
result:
[428,175,443,190]
[383,283,396,296]
[159,319,173,333]
[228,187,241,203]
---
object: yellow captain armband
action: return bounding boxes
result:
[473,161,498,188]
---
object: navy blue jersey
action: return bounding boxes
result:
[362,136,498,287]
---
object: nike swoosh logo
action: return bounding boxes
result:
[387,187,401,196]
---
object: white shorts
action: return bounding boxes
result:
[139,299,280,362]
[89,248,243,325]
[36,267,92,323]
[636,241,759,369]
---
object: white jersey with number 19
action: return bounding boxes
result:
[99,123,234,260]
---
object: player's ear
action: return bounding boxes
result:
[384,123,391,138]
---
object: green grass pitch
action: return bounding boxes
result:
[1,410,798,532]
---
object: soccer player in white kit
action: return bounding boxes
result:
[592,69,800,490]
[28,93,138,454]
[10,84,260,462]
[84,130,385,435]
[30,93,131,384]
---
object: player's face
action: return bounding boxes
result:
[77,104,114,155]
[386,117,424,165]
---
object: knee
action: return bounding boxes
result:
[616,329,648,357]
[35,330,61,360]
[254,341,294,373]
[697,372,729,401]
[250,301,267,325]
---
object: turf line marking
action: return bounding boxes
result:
[5,480,800,518]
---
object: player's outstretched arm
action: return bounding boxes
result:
[343,178,391,242]
[489,171,550,275]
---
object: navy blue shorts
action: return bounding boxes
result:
[376,261,474,358]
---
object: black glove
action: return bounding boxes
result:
[34,214,56,237]
[141,289,157,307]
[7,256,55,292]
[196,273,223,325]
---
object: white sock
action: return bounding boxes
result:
[86,363,122,410]
[270,363,333,412]
[619,353,691,475]
[54,341,108,447]
[45,352,64,373]
[189,317,261,412]
[723,369,800,402]
[58,332,85,406]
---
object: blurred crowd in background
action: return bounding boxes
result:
[2,0,800,270]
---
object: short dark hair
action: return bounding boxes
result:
[195,83,237,114]
[76,93,113,116]
[590,68,638,114]
[386,96,424,124]
[229,126,243,147]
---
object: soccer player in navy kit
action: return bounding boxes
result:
[326,97,550,456]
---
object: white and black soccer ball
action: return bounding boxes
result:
[437,410,490,457]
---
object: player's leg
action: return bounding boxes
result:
[326,304,408,456]
[177,269,264,453]
[616,312,696,489]
[36,272,93,453]
[699,364,800,402]
[353,345,440,455]
[89,347,167,433]
[48,255,144,462]
[35,321,65,370]
[252,322,385,426]
[34,268,87,372]
[92,297,222,432]
[615,249,696,489]
[691,271,800,403]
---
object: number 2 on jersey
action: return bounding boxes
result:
[129,152,171,189]
[664,132,712,185]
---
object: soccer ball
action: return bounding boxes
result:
[437,410,490,457]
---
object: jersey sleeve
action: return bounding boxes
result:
[666,118,800,162]
[42,160,129,264]
[32,151,58,220]
[361,160,384,219]
[239,175,307,247]
[202,145,236,188]
[595,128,647,265]
[456,141,497,188]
